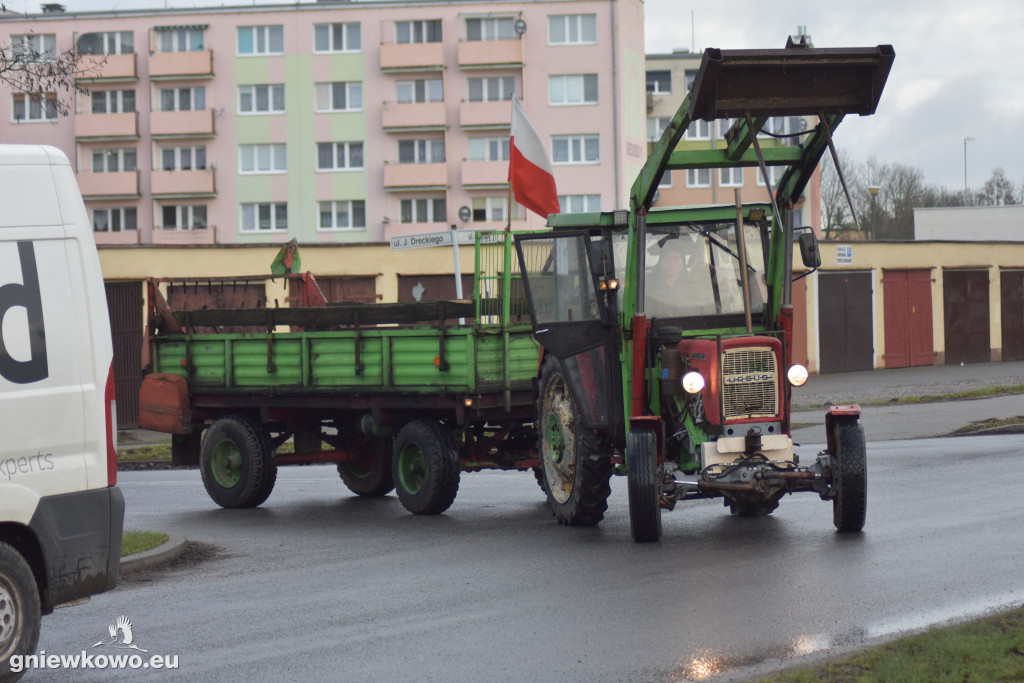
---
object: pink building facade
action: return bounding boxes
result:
[0,0,646,248]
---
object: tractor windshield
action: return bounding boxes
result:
[641,222,768,320]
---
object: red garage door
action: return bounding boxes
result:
[882,270,934,368]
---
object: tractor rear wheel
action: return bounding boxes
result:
[536,357,612,527]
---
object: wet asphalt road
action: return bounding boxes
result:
[32,432,1024,682]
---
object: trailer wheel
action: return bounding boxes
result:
[0,542,40,680]
[536,357,612,527]
[831,420,867,532]
[338,437,395,497]
[200,415,277,509]
[392,420,460,515]
[627,426,662,543]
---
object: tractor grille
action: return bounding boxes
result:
[721,347,778,420]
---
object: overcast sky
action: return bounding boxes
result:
[646,0,1024,191]
[17,0,1021,190]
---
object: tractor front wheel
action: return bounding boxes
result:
[627,426,662,543]
[831,420,867,532]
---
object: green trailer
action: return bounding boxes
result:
[139,232,544,514]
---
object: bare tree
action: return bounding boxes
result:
[820,148,863,238]
[978,168,1021,206]
[0,28,104,118]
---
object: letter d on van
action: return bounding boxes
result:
[0,241,49,384]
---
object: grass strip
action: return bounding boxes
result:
[122,531,169,557]
[759,605,1024,682]
[859,383,1024,406]
[951,415,1024,435]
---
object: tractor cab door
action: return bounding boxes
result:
[514,231,618,428]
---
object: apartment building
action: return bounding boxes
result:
[1,0,645,251]
[645,47,822,233]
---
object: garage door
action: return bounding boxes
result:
[818,271,874,373]
[943,269,990,365]
[882,270,934,368]
[1000,270,1024,362]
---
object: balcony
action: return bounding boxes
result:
[151,227,217,245]
[383,162,447,191]
[149,50,214,80]
[150,109,215,138]
[459,101,511,130]
[93,230,140,246]
[381,102,446,132]
[76,53,137,82]
[151,169,216,198]
[379,42,444,72]
[460,160,508,190]
[75,112,138,140]
[77,170,140,199]
[458,40,522,69]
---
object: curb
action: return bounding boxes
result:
[120,533,188,573]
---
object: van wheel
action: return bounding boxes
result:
[0,542,40,680]
[200,416,277,509]
[392,420,461,515]
[338,436,395,497]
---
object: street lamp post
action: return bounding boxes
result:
[963,136,974,206]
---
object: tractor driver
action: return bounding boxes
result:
[645,234,716,317]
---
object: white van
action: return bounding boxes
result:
[0,145,124,678]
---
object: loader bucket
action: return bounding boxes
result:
[689,44,895,120]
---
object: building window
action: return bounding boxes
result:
[160,145,206,171]
[92,207,137,232]
[685,69,698,92]
[160,204,207,230]
[717,118,738,139]
[157,27,204,53]
[398,139,444,164]
[468,76,514,103]
[400,197,446,223]
[319,200,366,230]
[241,202,288,232]
[552,134,599,164]
[758,116,808,139]
[687,168,711,188]
[239,144,287,174]
[466,17,514,41]
[548,14,596,45]
[685,119,710,141]
[317,141,364,170]
[159,87,205,112]
[315,82,363,112]
[647,116,670,142]
[755,165,783,187]
[239,84,285,114]
[77,31,133,55]
[558,194,601,213]
[646,70,671,95]
[549,74,597,105]
[91,148,137,173]
[659,170,673,189]
[396,19,442,44]
[719,168,743,187]
[468,137,509,162]
[471,197,517,222]
[237,26,284,55]
[397,79,443,104]
[91,89,135,114]
[314,22,361,53]
[11,34,56,62]
[12,93,58,122]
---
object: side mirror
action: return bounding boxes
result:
[798,231,821,269]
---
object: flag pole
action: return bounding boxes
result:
[506,96,515,232]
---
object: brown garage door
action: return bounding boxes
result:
[1000,270,1024,361]
[105,281,143,428]
[882,269,934,368]
[818,271,874,374]
[943,269,990,365]
[293,276,378,304]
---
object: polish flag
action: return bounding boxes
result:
[509,98,560,218]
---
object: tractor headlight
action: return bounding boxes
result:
[787,364,809,387]
[682,371,705,394]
